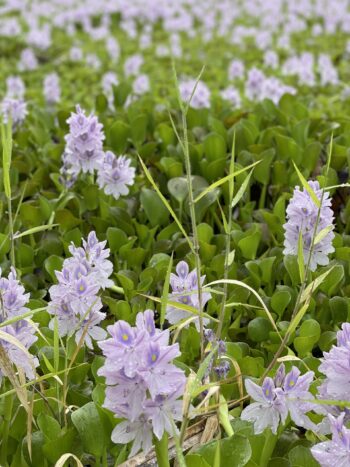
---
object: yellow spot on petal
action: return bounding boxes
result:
[122,334,129,341]
[151,354,157,362]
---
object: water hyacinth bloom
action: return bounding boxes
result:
[124,54,144,77]
[318,323,350,404]
[179,79,211,109]
[105,36,120,62]
[228,59,245,80]
[283,181,335,271]
[0,268,38,382]
[6,76,25,99]
[101,72,118,109]
[63,105,105,177]
[132,74,150,95]
[69,46,83,61]
[220,85,241,108]
[166,261,211,330]
[98,310,186,457]
[241,364,317,434]
[1,98,27,129]
[245,68,265,101]
[96,152,135,200]
[311,413,350,467]
[18,48,38,71]
[43,73,60,105]
[48,231,113,348]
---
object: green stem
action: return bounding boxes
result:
[181,109,204,359]
[0,391,14,466]
[7,195,15,267]
[259,184,267,210]
[259,429,278,467]
[101,450,108,467]
[154,433,170,467]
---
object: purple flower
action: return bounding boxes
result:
[27,24,51,50]
[48,231,112,348]
[105,37,120,62]
[241,364,316,434]
[18,48,38,71]
[6,76,25,99]
[98,310,186,457]
[311,413,350,467]
[96,152,135,200]
[245,68,265,101]
[102,72,118,109]
[1,98,27,129]
[179,79,211,109]
[111,415,153,458]
[124,54,144,78]
[166,261,211,330]
[283,181,335,271]
[62,105,105,177]
[318,323,350,408]
[132,74,150,95]
[69,46,83,61]
[220,86,241,108]
[0,268,38,381]
[228,59,245,80]
[43,73,60,105]
[241,377,284,434]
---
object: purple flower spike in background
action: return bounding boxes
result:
[6,76,25,100]
[98,309,186,458]
[43,72,61,105]
[166,261,212,330]
[63,105,105,178]
[283,180,335,271]
[1,98,27,129]
[179,79,211,109]
[311,413,350,467]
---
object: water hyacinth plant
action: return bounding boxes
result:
[0,0,350,466]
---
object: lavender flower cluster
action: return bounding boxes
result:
[98,310,186,457]
[60,105,135,199]
[284,180,335,271]
[48,231,113,348]
[241,363,318,434]
[0,268,38,382]
[1,75,27,129]
[166,261,211,330]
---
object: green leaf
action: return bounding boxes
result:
[195,435,252,467]
[37,413,61,441]
[140,188,169,227]
[71,402,108,458]
[109,120,130,154]
[160,253,173,328]
[288,446,319,467]
[314,225,334,245]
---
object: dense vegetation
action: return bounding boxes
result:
[0,1,350,466]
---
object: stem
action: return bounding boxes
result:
[154,433,170,467]
[259,184,267,210]
[181,109,204,359]
[0,391,14,466]
[216,136,235,340]
[259,429,278,467]
[7,195,15,267]
[101,450,108,467]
